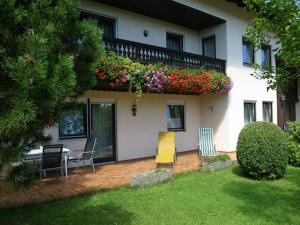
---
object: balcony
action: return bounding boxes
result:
[103,37,226,73]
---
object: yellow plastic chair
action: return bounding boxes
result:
[155,131,176,166]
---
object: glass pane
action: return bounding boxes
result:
[91,103,114,159]
[59,105,86,137]
[100,22,114,38]
[167,105,184,130]
[244,103,256,125]
[243,41,253,64]
[167,34,182,51]
[80,12,115,38]
[263,102,272,122]
[203,37,216,58]
[262,46,271,67]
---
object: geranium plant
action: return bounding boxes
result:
[144,65,168,93]
[95,51,233,97]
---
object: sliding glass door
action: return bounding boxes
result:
[91,103,116,163]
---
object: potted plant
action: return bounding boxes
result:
[201,154,232,172]
[131,168,172,188]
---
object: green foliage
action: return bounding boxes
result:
[155,168,167,173]
[237,122,289,180]
[97,52,146,98]
[287,121,300,167]
[6,163,35,190]
[203,154,231,163]
[0,0,103,183]
[244,0,300,92]
[96,52,233,97]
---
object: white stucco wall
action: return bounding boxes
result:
[175,0,278,150]
[53,0,279,157]
[79,0,202,54]
[46,91,230,161]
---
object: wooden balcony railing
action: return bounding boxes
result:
[103,37,226,73]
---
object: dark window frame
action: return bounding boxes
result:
[202,35,216,58]
[244,101,257,125]
[242,37,255,65]
[79,10,116,38]
[262,101,273,122]
[166,104,185,132]
[261,44,272,68]
[166,32,184,51]
[58,103,88,139]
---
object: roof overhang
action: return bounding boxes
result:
[94,0,226,30]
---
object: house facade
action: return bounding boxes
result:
[45,0,278,163]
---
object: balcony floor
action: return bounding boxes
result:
[0,150,236,208]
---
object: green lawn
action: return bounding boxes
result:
[1,166,300,225]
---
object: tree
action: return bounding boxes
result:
[244,0,300,92]
[0,0,103,184]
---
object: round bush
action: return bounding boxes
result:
[237,122,289,180]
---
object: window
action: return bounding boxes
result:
[261,44,272,68]
[242,37,254,65]
[80,11,116,38]
[166,33,183,51]
[166,105,185,131]
[59,104,87,138]
[202,36,216,58]
[263,102,273,122]
[244,102,256,125]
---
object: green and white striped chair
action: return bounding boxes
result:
[198,128,218,158]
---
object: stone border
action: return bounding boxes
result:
[131,169,172,188]
[201,159,232,172]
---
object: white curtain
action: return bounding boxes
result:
[261,46,271,67]
[91,103,113,158]
[263,102,272,122]
[244,103,256,125]
[167,105,184,130]
[243,42,253,64]
[167,37,182,51]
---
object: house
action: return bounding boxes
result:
[45,0,278,164]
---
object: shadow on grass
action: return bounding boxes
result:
[1,200,134,225]
[224,166,300,225]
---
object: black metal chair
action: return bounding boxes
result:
[39,144,64,178]
[67,137,97,174]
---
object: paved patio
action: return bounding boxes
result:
[0,150,236,208]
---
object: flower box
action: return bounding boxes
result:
[131,169,172,188]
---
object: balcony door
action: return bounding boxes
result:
[91,103,116,163]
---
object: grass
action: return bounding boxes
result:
[1,166,300,225]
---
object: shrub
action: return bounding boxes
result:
[287,121,300,167]
[6,163,35,190]
[203,154,230,163]
[237,122,289,180]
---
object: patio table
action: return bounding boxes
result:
[25,147,70,177]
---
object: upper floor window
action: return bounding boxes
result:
[263,102,273,122]
[166,104,185,131]
[59,104,87,139]
[261,44,272,68]
[80,11,116,38]
[166,33,183,51]
[244,101,256,125]
[202,36,216,58]
[242,37,254,65]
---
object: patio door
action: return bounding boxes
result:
[91,103,116,163]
